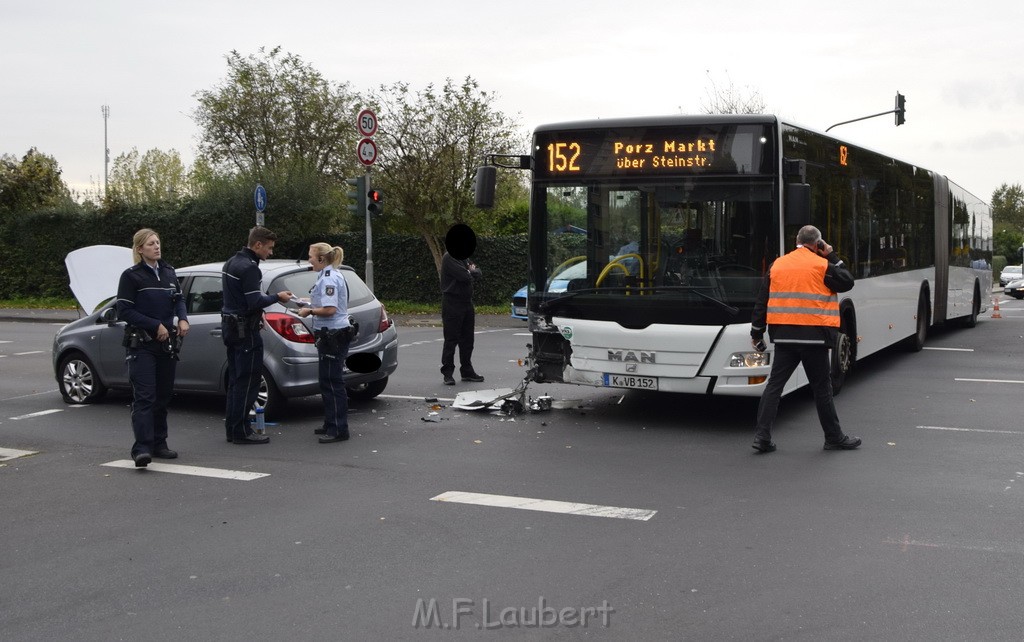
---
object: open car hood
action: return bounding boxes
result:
[64,245,133,313]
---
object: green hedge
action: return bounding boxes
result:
[0,208,530,307]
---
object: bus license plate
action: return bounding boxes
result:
[603,374,658,390]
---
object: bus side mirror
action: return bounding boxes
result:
[473,166,496,209]
[785,183,810,225]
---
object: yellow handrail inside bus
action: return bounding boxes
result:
[595,254,644,289]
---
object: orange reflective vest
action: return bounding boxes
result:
[766,248,840,327]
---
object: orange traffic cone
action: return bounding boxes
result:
[992,297,1002,319]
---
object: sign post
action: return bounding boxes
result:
[254,184,267,226]
[356,109,378,291]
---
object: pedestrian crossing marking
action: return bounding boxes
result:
[101,460,270,480]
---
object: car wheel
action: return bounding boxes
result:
[256,372,288,420]
[58,352,107,404]
[347,376,388,401]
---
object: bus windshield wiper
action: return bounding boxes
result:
[538,285,738,316]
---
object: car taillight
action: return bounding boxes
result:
[378,305,393,333]
[264,312,315,343]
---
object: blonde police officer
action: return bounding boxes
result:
[297,243,354,443]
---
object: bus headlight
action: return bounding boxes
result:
[729,352,770,368]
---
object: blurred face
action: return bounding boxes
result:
[139,234,160,264]
[253,240,275,260]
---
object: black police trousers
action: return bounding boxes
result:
[440,297,475,377]
[225,332,264,440]
[127,346,176,458]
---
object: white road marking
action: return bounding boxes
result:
[101,460,270,480]
[2,389,59,402]
[10,409,63,420]
[0,340,12,344]
[917,425,1024,435]
[954,378,1024,385]
[379,394,455,402]
[513,333,532,336]
[14,351,46,356]
[923,346,974,352]
[431,491,657,521]
[0,447,38,461]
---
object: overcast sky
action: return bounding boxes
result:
[4,0,1022,203]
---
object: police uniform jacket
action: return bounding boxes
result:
[440,252,481,303]
[221,247,277,318]
[116,260,187,335]
[310,267,351,331]
[751,245,854,346]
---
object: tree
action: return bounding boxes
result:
[0,148,72,214]
[105,148,189,208]
[698,70,767,115]
[192,46,361,179]
[366,77,524,271]
[992,183,1024,232]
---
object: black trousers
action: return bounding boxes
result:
[127,346,176,457]
[440,298,476,377]
[318,336,351,438]
[754,343,843,444]
[225,333,263,440]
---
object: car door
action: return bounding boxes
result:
[175,273,228,391]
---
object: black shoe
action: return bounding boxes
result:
[232,434,270,445]
[153,449,178,459]
[319,434,350,444]
[133,452,151,467]
[752,439,777,453]
[824,435,861,450]
[442,375,456,385]
[461,373,485,382]
[313,427,327,435]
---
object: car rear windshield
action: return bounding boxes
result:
[270,269,376,308]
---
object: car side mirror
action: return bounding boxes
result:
[101,306,118,326]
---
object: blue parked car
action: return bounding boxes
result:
[510,260,587,320]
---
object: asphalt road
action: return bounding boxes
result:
[2,300,1024,640]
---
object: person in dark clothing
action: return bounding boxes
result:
[221,226,292,445]
[439,251,484,385]
[116,229,190,467]
[750,225,861,453]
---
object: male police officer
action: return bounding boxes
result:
[221,226,292,444]
[439,250,484,385]
[750,225,860,453]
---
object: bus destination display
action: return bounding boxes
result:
[534,125,770,179]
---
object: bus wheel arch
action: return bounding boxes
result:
[831,302,857,395]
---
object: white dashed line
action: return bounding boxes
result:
[101,460,270,480]
[13,351,45,356]
[431,491,657,521]
[954,378,1024,385]
[923,346,974,352]
[10,409,63,420]
[0,447,38,461]
[917,425,1024,435]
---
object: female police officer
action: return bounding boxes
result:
[116,228,190,467]
[296,243,354,444]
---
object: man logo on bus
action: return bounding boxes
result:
[607,350,655,364]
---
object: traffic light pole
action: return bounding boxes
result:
[364,170,374,292]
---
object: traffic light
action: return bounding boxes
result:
[346,176,366,216]
[895,92,906,126]
[367,188,383,215]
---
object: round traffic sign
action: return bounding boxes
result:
[357,109,378,137]
[254,184,267,213]
[357,138,378,166]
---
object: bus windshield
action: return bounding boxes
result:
[534,178,777,325]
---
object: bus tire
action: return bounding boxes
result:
[960,283,980,328]
[830,314,854,395]
[905,291,930,352]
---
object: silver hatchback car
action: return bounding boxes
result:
[52,259,398,418]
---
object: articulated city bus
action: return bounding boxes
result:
[481,114,992,396]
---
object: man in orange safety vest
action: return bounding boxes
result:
[750,225,859,453]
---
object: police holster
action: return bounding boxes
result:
[122,326,153,349]
[314,324,358,353]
